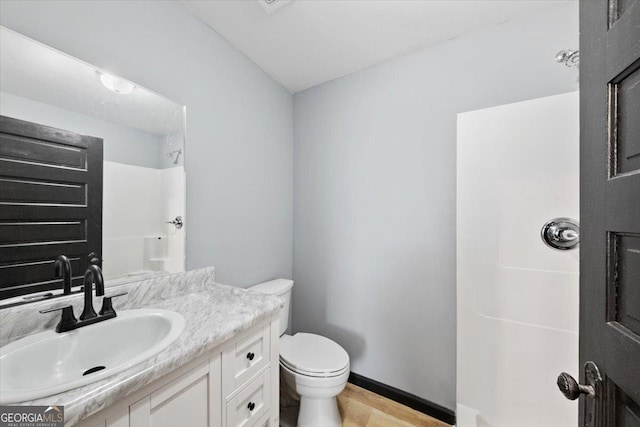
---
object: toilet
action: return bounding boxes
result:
[249,279,350,427]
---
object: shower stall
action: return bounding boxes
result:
[456,91,579,427]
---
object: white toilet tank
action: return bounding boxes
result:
[248,279,293,336]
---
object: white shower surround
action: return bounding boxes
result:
[103,162,186,280]
[456,92,579,427]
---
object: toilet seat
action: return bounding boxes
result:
[279,333,349,378]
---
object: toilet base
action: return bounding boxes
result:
[297,396,341,427]
[278,347,350,427]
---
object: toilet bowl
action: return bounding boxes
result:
[248,279,350,427]
[280,333,350,427]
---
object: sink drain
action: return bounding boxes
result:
[83,366,106,376]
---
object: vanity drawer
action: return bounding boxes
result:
[226,370,270,427]
[222,324,270,394]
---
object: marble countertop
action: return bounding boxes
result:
[0,267,284,425]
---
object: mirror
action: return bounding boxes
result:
[0,26,186,303]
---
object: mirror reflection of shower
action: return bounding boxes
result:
[160,105,185,168]
[167,149,182,165]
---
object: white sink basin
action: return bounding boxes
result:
[0,308,185,404]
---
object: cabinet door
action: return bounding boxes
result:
[105,408,129,427]
[130,356,221,427]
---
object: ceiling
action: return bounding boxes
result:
[0,27,183,136]
[182,0,575,94]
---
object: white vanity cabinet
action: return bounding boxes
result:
[127,360,216,427]
[76,316,279,427]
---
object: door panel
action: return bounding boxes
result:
[608,234,640,336]
[580,0,640,425]
[0,177,87,205]
[610,385,640,426]
[0,115,102,299]
[609,64,640,176]
[0,132,87,168]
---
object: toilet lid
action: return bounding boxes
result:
[279,333,349,376]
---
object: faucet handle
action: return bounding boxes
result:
[40,305,78,333]
[39,304,73,314]
[106,291,128,298]
[99,291,128,316]
[87,252,101,266]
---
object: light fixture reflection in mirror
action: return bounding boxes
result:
[99,72,135,95]
[0,25,187,303]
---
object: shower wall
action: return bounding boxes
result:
[102,162,185,280]
[456,92,579,427]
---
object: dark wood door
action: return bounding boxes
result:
[0,115,103,300]
[578,0,640,425]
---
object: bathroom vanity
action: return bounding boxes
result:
[0,268,284,427]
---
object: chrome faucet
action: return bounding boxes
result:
[54,255,72,295]
[80,264,104,320]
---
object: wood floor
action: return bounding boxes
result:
[337,383,451,427]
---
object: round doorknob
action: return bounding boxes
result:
[557,372,594,400]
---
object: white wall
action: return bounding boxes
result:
[456,92,579,427]
[293,3,579,410]
[0,0,293,285]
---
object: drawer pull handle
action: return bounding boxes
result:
[247,402,256,411]
[246,352,255,361]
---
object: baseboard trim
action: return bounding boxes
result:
[348,372,456,425]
